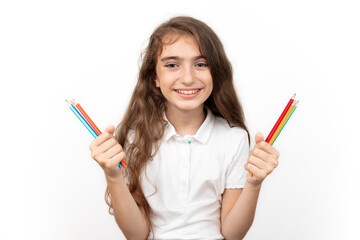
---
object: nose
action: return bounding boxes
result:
[180,65,195,85]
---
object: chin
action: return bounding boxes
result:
[175,103,205,112]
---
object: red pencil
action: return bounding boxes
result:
[68,99,127,168]
[265,94,296,143]
[71,99,102,136]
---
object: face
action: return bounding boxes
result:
[155,35,213,115]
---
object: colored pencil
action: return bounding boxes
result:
[265,94,296,143]
[66,100,98,138]
[269,100,296,145]
[272,101,298,145]
[66,99,127,168]
[249,95,298,177]
[71,99,102,136]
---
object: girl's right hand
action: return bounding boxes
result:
[89,125,126,181]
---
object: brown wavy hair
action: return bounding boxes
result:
[104,16,250,238]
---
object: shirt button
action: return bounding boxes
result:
[181,181,187,187]
[183,163,188,168]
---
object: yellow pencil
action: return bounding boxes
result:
[249,95,299,177]
[269,100,296,145]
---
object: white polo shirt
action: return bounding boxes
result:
[137,108,249,240]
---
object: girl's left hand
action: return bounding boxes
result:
[245,132,280,187]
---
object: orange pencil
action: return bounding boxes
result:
[71,99,102,136]
[68,99,127,168]
[249,94,298,177]
[269,100,296,145]
[265,94,296,143]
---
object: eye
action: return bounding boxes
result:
[165,63,178,68]
[196,62,208,67]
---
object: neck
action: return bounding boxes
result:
[165,105,206,136]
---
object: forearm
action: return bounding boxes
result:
[221,182,261,240]
[106,175,149,240]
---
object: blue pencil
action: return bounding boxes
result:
[66,100,98,138]
[66,100,124,168]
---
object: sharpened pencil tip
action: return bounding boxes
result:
[292,93,296,99]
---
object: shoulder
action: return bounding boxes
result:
[212,116,248,143]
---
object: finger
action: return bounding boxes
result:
[248,155,268,170]
[251,147,273,163]
[103,144,123,159]
[104,151,126,170]
[90,131,114,149]
[97,138,119,154]
[105,125,115,135]
[254,132,264,144]
[251,147,267,159]
[245,162,260,176]
[110,151,126,167]
[246,163,266,179]
[256,141,279,156]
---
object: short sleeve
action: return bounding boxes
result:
[225,130,250,189]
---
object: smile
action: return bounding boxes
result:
[174,88,202,99]
[175,89,201,95]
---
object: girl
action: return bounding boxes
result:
[89,16,279,240]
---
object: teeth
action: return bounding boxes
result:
[176,89,200,95]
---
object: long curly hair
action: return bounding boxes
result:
[104,16,250,237]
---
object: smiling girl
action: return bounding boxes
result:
[89,16,279,240]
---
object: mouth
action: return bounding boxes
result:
[173,88,202,98]
[174,88,202,95]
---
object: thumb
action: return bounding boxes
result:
[255,132,264,144]
[105,125,115,135]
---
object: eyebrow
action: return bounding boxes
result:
[160,55,207,62]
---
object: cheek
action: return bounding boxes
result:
[204,75,213,92]
[208,79,213,90]
[202,70,213,83]
[157,72,178,89]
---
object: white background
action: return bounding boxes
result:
[1,0,359,239]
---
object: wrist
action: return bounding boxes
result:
[245,181,262,191]
[105,172,125,185]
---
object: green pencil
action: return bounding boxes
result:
[272,100,299,144]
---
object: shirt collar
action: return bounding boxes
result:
[163,106,215,144]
